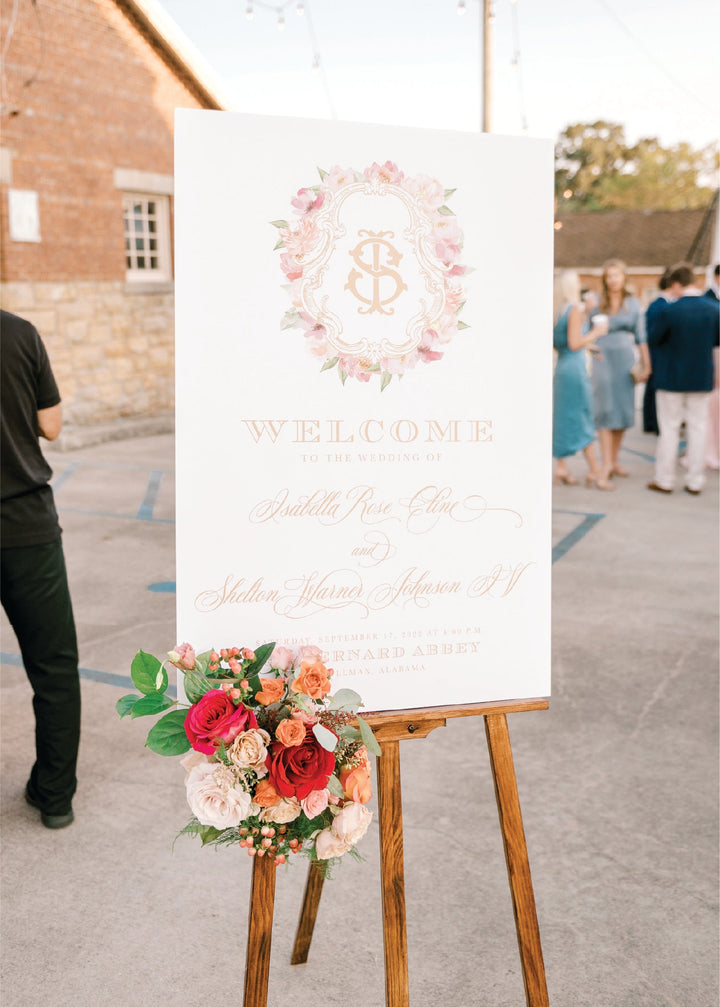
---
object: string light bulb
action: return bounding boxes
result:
[296,1,305,13]
[277,10,285,29]
[245,3,253,20]
[457,0,467,15]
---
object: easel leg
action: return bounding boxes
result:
[291,862,325,964]
[377,739,410,1007]
[243,854,277,1007]
[485,713,549,1007]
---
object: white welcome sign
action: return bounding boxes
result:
[174,111,552,712]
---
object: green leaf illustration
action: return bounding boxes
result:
[273,237,285,251]
[457,320,471,330]
[380,372,393,391]
[357,715,381,757]
[131,650,167,695]
[444,187,457,199]
[436,205,455,216]
[145,709,191,756]
[270,219,288,228]
[317,167,328,180]
[339,369,348,385]
[321,356,339,372]
[116,694,140,719]
[281,308,301,331]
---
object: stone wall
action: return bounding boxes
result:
[0,281,174,424]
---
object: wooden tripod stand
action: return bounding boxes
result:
[243,699,549,1007]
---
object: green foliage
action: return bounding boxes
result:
[555,121,719,212]
[357,715,382,757]
[145,709,191,757]
[116,693,140,718]
[131,650,167,695]
[130,693,175,719]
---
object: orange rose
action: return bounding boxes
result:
[275,718,306,747]
[255,677,285,706]
[253,778,281,808]
[339,762,372,804]
[291,659,331,700]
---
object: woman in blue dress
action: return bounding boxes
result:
[590,260,651,484]
[553,271,605,487]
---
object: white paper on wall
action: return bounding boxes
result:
[175,110,553,712]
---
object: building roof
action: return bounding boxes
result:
[554,200,718,270]
[115,0,230,111]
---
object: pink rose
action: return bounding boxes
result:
[300,789,330,819]
[184,689,258,755]
[270,646,294,672]
[168,643,196,670]
[297,644,323,663]
[364,160,404,185]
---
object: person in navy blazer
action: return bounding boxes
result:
[705,264,719,301]
[647,262,720,494]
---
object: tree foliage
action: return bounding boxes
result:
[555,121,719,212]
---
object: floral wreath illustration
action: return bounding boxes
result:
[117,641,380,874]
[272,161,471,389]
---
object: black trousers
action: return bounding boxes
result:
[1,538,80,814]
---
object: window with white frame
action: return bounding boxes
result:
[123,193,171,282]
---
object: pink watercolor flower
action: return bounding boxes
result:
[291,187,325,216]
[364,160,404,185]
[403,173,444,211]
[321,165,354,192]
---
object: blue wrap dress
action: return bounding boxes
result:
[552,305,595,459]
[590,298,646,430]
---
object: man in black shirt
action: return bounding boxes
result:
[1,310,80,828]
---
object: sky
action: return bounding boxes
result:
[158,0,718,152]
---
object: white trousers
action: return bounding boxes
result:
[655,390,711,491]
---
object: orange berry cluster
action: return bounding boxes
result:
[238,823,303,865]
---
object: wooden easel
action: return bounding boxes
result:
[243,699,549,1007]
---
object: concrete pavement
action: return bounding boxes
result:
[1,424,718,1007]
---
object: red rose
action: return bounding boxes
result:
[266,736,335,800]
[184,689,257,755]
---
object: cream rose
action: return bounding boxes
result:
[228,728,271,776]
[315,828,350,860]
[180,749,209,781]
[185,762,252,830]
[332,802,372,846]
[259,797,302,824]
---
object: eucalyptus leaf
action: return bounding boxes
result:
[321,356,339,372]
[329,688,363,711]
[131,650,166,696]
[339,726,362,742]
[116,693,140,719]
[130,692,175,719]
[312,723,338,752]
[326,774,344,799]
[357,715,381,757]
[146,709,191,756]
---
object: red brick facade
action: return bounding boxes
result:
[0,0,222,424]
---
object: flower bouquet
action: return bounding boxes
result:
[116,642,380,873]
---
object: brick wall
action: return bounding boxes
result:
[0,0,216,423]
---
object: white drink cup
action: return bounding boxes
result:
[591,313,609,335]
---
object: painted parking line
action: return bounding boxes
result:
[56,506,174,524]
[552,509,605,563]
[137,470,164,521]
[0,651,176,697]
